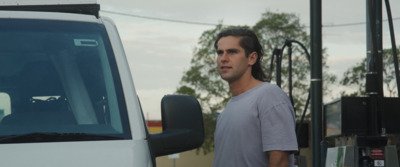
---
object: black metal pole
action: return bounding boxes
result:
[277,49,282,87]
[366,0,383,136]
[310,0,323,166]
[288,42,294,106]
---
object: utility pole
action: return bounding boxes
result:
[366,0,383,136]
[310,0,323,166]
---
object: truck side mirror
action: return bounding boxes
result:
[149,95,204,157]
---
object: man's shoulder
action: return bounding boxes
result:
[257,82,285,95]
[256,82,291,104]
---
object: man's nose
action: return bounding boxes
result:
[220,53,229,62]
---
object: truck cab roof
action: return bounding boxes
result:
[0,0,100,17]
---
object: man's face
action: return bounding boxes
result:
[216,36,253,83]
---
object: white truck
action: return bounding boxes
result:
[0,1,204,166]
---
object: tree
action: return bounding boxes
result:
[176,11,336,155]
[340,47,400,97]
[253,12,337,113]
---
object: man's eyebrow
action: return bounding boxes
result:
[226,48,239,52]
[216,48,240,53]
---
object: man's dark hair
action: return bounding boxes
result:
[214,28,267,82]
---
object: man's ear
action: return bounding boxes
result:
[248,52,258,66]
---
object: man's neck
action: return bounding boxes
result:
[229,77,263,96]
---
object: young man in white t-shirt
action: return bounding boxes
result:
[213,28,298,167]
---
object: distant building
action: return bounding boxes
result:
[146,120,162,133]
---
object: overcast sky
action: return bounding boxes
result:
[97,0,400,120]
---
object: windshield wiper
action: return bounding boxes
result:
[0,132,124,143]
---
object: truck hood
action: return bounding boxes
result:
[0,139,152,167]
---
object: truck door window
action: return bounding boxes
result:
[0,19,131,142]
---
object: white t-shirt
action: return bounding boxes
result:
[213,82,298,167]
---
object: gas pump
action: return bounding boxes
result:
[324,97,400,167]
[323,0,400,166]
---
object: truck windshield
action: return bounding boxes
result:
[0,19,131,142]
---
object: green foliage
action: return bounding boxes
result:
[176,11,336,155]
[178,24,236,112]
[253,11,336,117]
[340,47,400,97]
[340,58,367,96]
[253,11,308,52]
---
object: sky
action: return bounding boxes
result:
[96,0,400,120]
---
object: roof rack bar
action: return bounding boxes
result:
[0,4,100,18]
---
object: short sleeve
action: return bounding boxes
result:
[258,90,298,152]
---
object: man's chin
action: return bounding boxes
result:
[221,76,234,83]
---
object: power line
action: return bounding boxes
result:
[101,10,400,28]
[322,21,368,28]
[323,17,400,28]
[101,10,219,26]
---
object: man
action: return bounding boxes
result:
[213,28,298,167]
